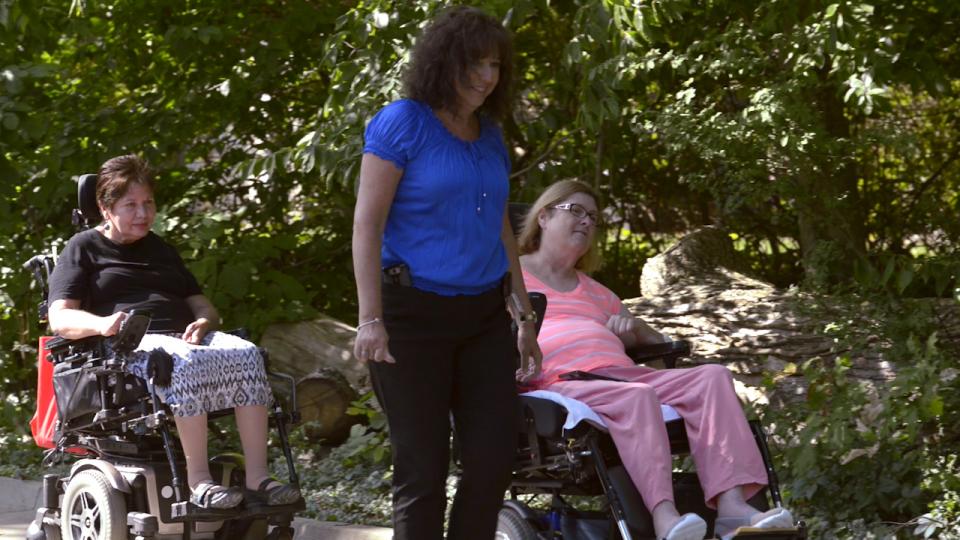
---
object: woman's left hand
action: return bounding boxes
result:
[516,323,542,383]
[606,314,639,338]
[182,318,212,344]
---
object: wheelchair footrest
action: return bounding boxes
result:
[169,497,306,523]
[727,527,803,539]
[169,502,239,522]
[243,497,307,520]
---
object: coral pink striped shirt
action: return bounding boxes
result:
[522,268,636,389]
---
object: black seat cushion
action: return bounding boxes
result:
[520,395,690,451]
[520,396,569,439]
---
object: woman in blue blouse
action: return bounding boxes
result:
[352,6,541,540]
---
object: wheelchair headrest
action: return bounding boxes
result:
[77,173,101,225]
[508,202,531,236]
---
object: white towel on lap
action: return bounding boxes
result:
[521,390,681,431]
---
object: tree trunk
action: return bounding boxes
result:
[260,315,367,389]
[260,316,368,444]
[296,368,360,445]
[794,74,868,285]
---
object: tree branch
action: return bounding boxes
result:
[509,129,580,179]
[906,144,960,215]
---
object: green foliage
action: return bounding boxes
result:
[341,391,391,467]
[0,390,45,478]
[914,454,960,538]
[852,253,960,300]
[595,227,660,298]
[4,0,959,390]
[283,394,393,525]
[763,299,960,537]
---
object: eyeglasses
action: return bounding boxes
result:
[552,203,602,225]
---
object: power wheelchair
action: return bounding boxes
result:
[22,174,305,540]
[493,206,806,540]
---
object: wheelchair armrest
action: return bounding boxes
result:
[45,335,103,354]
[625,340,691,369]
[224,328,250,340]
[44,335,110,367]
[259,347,301,423]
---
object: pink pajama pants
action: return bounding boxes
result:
[548,364,767,512]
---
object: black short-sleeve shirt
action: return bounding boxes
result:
[48,229,203,333]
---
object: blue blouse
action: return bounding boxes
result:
[363,99,510,296]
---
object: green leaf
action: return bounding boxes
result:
[218,264,251,299]
[881,258,895,286]
[1,113,18,130]
[896,267,914,294]
[927,396,943,417]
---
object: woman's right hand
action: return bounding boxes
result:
[354,321,396,364]
[99,311,128,337]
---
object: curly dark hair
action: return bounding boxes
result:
[404,6,513,121]
[96,154,155,211]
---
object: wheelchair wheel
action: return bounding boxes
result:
[60,469,127,540]
[496,506,539,540]
[265,525,295,540]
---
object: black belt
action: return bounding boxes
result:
[383,265,511,299]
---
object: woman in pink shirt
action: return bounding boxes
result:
[518,180,794,540]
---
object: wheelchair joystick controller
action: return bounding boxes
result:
[112,309,151,357]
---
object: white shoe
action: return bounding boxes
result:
[715,507,795,540]
[662,513,708,540]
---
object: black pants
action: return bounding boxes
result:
[369,282,518,540]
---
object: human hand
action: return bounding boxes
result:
[516,323,542,383]
[606,314,639,338]
[354,320,396,364]
[99,312,127,337]
[182,318,212,345]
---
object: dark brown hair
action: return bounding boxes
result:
[404,6,513,121]
[96,154,155,210]
[518,179,603,272]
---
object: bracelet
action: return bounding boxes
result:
[510,293,538,325]
[356,318,383,331]
[517,311,538,325]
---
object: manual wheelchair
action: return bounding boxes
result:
[492,206,806,540]
[23,174,305,540]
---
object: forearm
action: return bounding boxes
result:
[352,153,401,325]
[193,308,220,331]
[185,295,220,331]
[48,308,109,339]
[353,221,384,323]
[620,321,666,348]
[501,217,533,316]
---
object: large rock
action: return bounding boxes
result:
[629,226,908,407]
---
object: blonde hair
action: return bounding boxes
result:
[517,179,602,273]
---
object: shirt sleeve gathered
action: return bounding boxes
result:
[363,100,426,171]
[48,233,91,303]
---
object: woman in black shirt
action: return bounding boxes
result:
[48,155,299,509]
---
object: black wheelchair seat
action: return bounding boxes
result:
[519,396,569,439]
